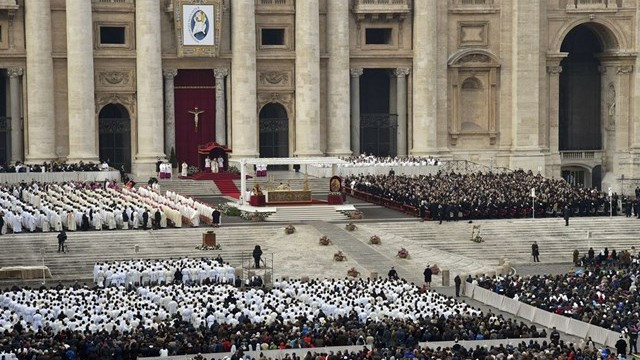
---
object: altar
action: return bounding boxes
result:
[266,190,312,204]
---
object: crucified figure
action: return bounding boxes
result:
[188,107,205,132]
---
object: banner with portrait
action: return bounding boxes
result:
[174,0,222,57]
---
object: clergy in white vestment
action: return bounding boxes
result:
[181,162,188,177]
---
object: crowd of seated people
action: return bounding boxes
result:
[0,277,547,358]
[0,181,216,234]
[346,170,634,220]
[0,161,110,173]
[472,248,640,333]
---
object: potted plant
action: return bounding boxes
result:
[347,267,360,278]
[345,222,357,231]
[333,250,346,261]
[319,236,332,246]
[369,235,381,245]
[285,225,296,234]
[350,210,364,220]
[397,247,410,259]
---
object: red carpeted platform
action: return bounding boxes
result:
[214,178,241,199]
[192,172,241,181]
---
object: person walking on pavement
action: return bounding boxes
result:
[531,241,540,262]
[563,205,571,226]
[454,274,462,297]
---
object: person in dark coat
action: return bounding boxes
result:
[142,211,149,230]
[57,230,67,253]
[252,245,263,269]
[212,208,221,228]
[81,214,90,231]
[549,327,560,345]
[563,205,571,226]
[174,268,183,283]
[532,241,540,262]
[0,213,4,235]
[615,335,627,357]
[423,265,433,287]
[153,210,161,230]
[387,266,398,280]
[454,274,462,297]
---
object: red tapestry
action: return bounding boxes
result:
[174,70,216,168]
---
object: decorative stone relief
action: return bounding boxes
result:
[95,93,136,118]
[96,69,135,91]
[257,92,294,118]
[616,65,633,74]
[546,65,563,74]
[459,22,488,47]
[458,54,491,63]
[258,70,292,89]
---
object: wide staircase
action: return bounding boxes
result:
[158,179,221,196]
[363,216,640,265]
[266,205,351,222]
[0,226,281,283]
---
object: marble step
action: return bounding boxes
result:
[266,206,350,222]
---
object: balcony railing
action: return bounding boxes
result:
[353,0,410,18]
[453,0,494,5]
[566,0,618,10]
[560,151,604,167]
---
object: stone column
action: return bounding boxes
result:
[231,0,258,157]
[411,0,437,155]
[214,68,228,146]
[546,64,562,176]
[395,68,410,157]
[615,65,633,175]
[134,0,165,175]
[163,69,177,157]
[350,68,363,155]
[66,0,97,162]
[7,67,23,162]
[25,0,56,162]
[326,0,351,157]
[295,0,322,156]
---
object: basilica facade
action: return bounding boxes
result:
[0,0,639,187]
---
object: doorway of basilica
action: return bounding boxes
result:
[259,103,289,170]
[98,104,131,172]
[360,69,397,157]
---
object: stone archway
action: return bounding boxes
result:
[98,103,131,172]
[258,102,289,160]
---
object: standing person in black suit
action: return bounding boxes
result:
[57,230,67,253]
[153,209,161,230]
[563,205,571,226]
[423,265,433,287]
[142,210,149,230]
[531,241,540,262]
[252,245,263,269]
[212,208,221,228]
[0,212,4,235]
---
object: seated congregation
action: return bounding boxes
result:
[472,248,640,333]
[0,161,109,173]
[0,277,547,358]
[0,181,217,234]
[347,170,626,220]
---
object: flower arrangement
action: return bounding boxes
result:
[345,222,357,231]
[369,235,381,245]
[349,210,364,220]
[471,234,484,243]
[333,250,347,261]
[347,267,360,277]
[284,225,296,234]
[195,244,222,251]
[241,210,266,222]
[397,247,410,259]
[319,236,332,246]
[187,165,200,176]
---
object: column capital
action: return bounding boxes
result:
[617,65,633,74]
[214,67,229,79]
[350,68,364,78]
[393,67,411,77]
[546,65,562,74]
[163,69,178,79]
[7,67,23,78]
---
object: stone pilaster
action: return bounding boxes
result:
[25,0,56,162]
[163,69,178,157]
[231,0,258,157]
[411,0,437,155]
[295,0,322,156]
[546,64,562,177]
[326,0,351,157]
[66,0,98,162]
[7,67,23,163]
[214,68,228,146]
[395,68,410,157]
[350,68,363,155]
[133,0,165,175]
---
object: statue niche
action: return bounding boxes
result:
[460,76,488,132]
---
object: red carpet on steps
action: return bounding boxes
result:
[192,172,241,181]
[213,178,241,199]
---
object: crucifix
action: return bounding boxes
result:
[188,107,205,133]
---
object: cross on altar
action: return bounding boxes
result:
[188,107,205,133]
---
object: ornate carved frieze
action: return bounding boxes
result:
[96,69,135,91]
[257,92,294,117]
[459,54,491,63]
[546,65,563,74]
[95,93,136,118]
[616,65,633,74]
[258,70,292,89]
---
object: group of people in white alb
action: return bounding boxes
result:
[204,156,225,173]
[0,278,480,337]
[0,181,218,234]
[92,257,235,288]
